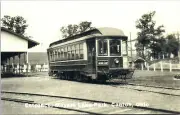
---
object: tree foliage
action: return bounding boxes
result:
[79,21,94,33]
[1,15,28,36]
[60,21,94,39]
[135,11,165,59]
[135,11,179,60]
[165,34,179,57]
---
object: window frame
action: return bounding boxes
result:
[109,39,121,56]
[64,46,67,60]
[79,43,84,59]
[67,46,71,60]
[122,40,128,56]
[97,39,108,56]
[71,45,75,60]
[75,44,80,59]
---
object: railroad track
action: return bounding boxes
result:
[44,77,180,97]
[108,83,180,97]
[119,85,180,97]
[103,79,180,97]
[1,91,180,114]
[127,83,180,90]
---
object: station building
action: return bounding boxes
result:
[1,27,39,74]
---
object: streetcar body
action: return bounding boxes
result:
[47,27,134,82]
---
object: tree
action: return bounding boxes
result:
[79,21,94,33]
[135,11,165,59]
[135,42,143,57]
[60,24,79,38]
[60,21,94,39]
[1,15,28,36]
[166,34,179,57]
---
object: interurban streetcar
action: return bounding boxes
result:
[47,27,134,82]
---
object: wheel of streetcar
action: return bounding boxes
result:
[65,73,69,80]
[77,73,82,82]
[66,73,69,80]
[86,76,92,83]
[62,72,66,80]
[122,74,127,84]
[59,73,62,79]
[96,75,106,84]
[74,72,79,81]
[69,72,74,81]
[60,73,64,79]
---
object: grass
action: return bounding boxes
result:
[128,73,180,88]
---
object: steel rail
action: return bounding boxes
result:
[1,97,101,114]
[127,83,180,90]
[2,91,180,114]
[118,87,180,97]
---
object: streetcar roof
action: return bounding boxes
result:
[49,27,126,47]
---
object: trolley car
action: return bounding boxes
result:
[47,27,134,82]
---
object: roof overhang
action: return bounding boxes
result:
[1,27,39,49]
[1,52,24,62]
[49,27,127,47]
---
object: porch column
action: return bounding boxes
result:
[24,52,28,75]
[7,58,10,72]
[24,52,26,64]
[12,56,15,73]
[26,51,28,64]
[18,53,21,74]
[5,59,7,72]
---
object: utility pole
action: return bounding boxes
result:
[130,32,133,61]
[129,32,133,68]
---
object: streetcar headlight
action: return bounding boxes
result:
[114,58,119,64]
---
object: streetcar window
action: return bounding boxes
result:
[53,51,56,61]
[68,46,71,60]
[122,40,127,55]
[72,45,75,60]
[64,46,67,60]
[53,51,55,61]
[50,52,52,62]
[51,51,53,61]
[58,49,61,60]
[56,50,58,60]
[75,44,79,59]
[79,43,84,59]
[53,50,56,61]
[54,50,56,61]
[56,50,59,60]
[110,40,121,56]
[61,48,64,60]
[98,40,107,56]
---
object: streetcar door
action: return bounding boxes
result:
[87,39,96,73]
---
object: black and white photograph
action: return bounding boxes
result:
[1,0,180,114]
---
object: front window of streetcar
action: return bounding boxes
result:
[98,39,108,56]
[110,39,121,56]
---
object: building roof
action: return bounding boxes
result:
[49,27,126,47]
[1,27,39,48]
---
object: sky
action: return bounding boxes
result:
[1,1,180,52]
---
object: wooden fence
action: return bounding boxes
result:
[1,63,49,74]
[139,61,180,72]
